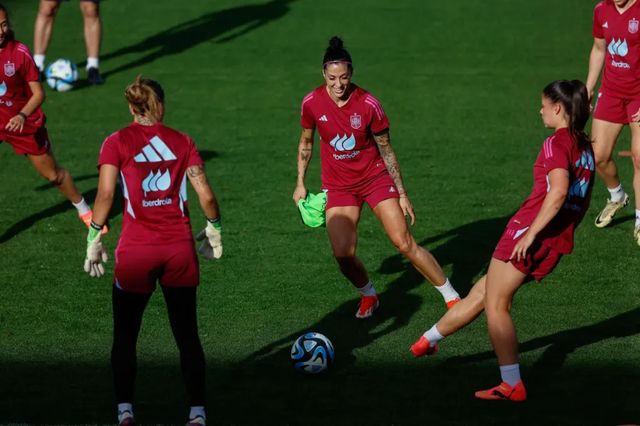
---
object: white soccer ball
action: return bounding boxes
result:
[290,332,335,374]
[45,59,78,92]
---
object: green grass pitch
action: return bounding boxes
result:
[0,0,639,424]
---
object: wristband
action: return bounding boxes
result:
[207,216,222,230]
[90,221,104,231]
[18,112,27,120]
[87,226,101,242]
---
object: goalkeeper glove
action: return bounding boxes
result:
[196,217,222,260]
[84,222,108,277]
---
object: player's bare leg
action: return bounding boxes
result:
[28,152,82,203]
[484,258,526,366]
[630,122,640,244]
[326,206,378,318]
[475,258,528,401]
[33,0,60,72]
[373,198,459,307]
[410,275,486,357]
[80,1,103,84]
[27,152,95,227]
[592,119,629,227]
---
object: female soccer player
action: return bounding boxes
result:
[0,4,95,228]
[293,36,460,319]
[410,80,595,402]
[586,0,640,244]
[83,76,222,426]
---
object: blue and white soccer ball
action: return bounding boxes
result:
[45,58,78,92]
[290,332,335,374]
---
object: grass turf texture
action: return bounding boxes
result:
[1,0,639,424]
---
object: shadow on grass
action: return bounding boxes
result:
[0,188,97,243]
[240,216,510,382]
[0,357,637,425]
[609,213,635,227]
[98,0,297,82]
[446,306,640,370]
[378,215,511,296]
[0,151,218,242]
[34,173,99,191]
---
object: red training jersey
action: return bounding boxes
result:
[593,0,640,98]
[506,128,595,254]
[0,40,45,131]
[300,84,390,190]
[98,122,203,245]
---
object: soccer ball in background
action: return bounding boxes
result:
[290,332,335,374]
[45,59,78,92]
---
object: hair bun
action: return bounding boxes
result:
[329,36,344,49]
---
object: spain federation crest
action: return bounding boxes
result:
[629,18,639,34]
[4,62,15,77]
[350,113,362,130]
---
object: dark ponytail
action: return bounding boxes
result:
[542,80,591,149]
[323,36,353,71]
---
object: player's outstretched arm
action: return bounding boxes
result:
[293,128,314,205]
[84,164,117,277]
[373,130,415,225]
[188,164,222,260]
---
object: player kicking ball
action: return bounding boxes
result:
[410,80,595,402]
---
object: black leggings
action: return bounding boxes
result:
[111,286,205,406]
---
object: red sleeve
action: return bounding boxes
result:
[364,94,390,134]
[98,132,122,168]
[300,92,316,129]
[187,137,204,167]
[543,136,571,173]
[593,2,605,39]
[17,43,39,82]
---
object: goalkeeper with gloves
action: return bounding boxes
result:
[83,75,220,426]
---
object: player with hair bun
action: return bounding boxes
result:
[293,36,460,319]
[84,75,221,426]
[411,80,595,402]
[0,3,96,230]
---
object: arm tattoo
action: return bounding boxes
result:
[187,165,208,190]
[374,132,406,194]
[297,132,314,181]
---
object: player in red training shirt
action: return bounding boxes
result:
[0,4,96,229]
[410,80,595,402]
[587,0,640,243]
[293,36,460,319]
[83,76,222,426]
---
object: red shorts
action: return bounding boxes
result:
[593,92,640,124]
[493,228,563,282]
[325,173,399,210]
[114,241,199,294]
[0,126,51,155]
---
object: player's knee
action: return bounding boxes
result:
[392,233,415,255]
[631,151,640,169]
[47,167,68,186]
[80,3,100,19]
[594,155,611,170]
[38,2,59,18]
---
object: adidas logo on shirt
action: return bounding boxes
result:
[134,136,177,162]
[319,115,328,122]
[603,21,608,28]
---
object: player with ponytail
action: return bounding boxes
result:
[410,80,595,403]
